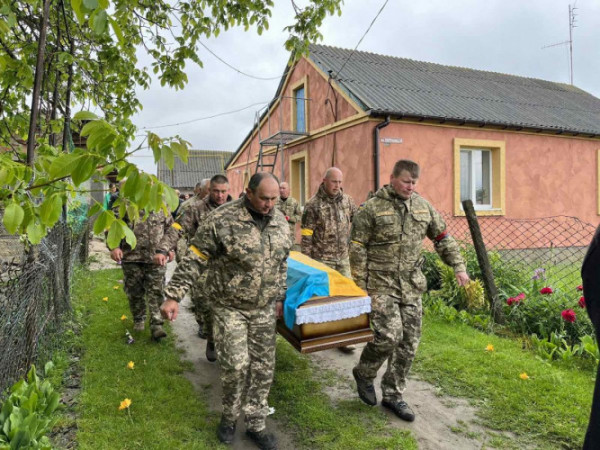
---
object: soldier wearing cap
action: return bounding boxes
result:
[161,172,291,450]
[350,159,469,422]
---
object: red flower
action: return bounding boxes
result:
[561,309,576,323]
[507,297,514,306]
[540,287,553,295]
[516,292,526,301]
[579,297,586,309]
[576,285,583,292]
[285,216,290,221]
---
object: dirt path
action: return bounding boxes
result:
[90,240,498,449]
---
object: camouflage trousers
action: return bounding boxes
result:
[317,257,351,278]
[121,262,166,327]
[190,280,214,343]
[212,303,276,432]
[355,293,422,402]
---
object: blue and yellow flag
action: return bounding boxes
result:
[284,251,366,329]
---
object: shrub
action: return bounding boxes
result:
[0,363,61,450]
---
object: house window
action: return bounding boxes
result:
[294,86,306,133]
[460,149,492,208]
[453,138,505,216]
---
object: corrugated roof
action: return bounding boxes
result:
[309,44,600,136]
[157,150,232,189]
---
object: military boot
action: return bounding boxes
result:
[150,325,167,341]
[217,417,236,444]
[133,321,145,332]
[352,367,377,406]
[205,342,217,362]
[245,429,277,450]
[382,399,415,422]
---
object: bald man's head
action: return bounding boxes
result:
[323,167,343,197]
[279,181,290,199]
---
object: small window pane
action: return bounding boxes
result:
[460,151,471,202]
[295,87,305,133]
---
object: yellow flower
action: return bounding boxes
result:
[119,398,132,410]
[113,285,120,290]
[102,297,109,302]
[120,315,127,321]
[127,361,135,370]
[519,372,529,380]
[485,344,494,352]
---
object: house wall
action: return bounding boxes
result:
[227,57,362,196]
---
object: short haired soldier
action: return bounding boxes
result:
[161,172,291,449]
[350,159,469,421]
[158,174,232,361]
[276,181,301,246]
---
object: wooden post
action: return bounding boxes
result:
[462,200,505,324]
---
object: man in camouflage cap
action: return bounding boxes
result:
[161,172,291,450]
[276,181,301,246]
[301,167,357,353]
[108,210,178,341]
[350,159,469,422]
[159,174,232,361]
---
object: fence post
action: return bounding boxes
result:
[462,200,505,324]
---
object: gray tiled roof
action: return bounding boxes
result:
[309,44,600,136]
[157,150,232,190]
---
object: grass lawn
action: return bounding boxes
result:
[72,268,222,450]
[414,314,595,449]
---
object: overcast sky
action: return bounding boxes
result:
[128,0,600,175]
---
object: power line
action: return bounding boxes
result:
[138,100,269,132]
[335,0,389,78]
[199,41,286,81]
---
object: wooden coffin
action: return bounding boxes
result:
[277,295,374,353]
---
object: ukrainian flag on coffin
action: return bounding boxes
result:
[284,251,368,329]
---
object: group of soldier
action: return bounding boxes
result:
[108,159,469,450]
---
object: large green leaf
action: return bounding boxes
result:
[73,111,99,121]
[48,153,80,179]
[71,155,98,186]
[161,145,174,170]
[106,220,124,249]
[93,209,114,234]
[3,202,24,234]
[39,195,62,227]
[171,141,188,163]
[122,222,137,249]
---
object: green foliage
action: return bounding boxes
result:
[0,363,61,449]
[0,0,343,246]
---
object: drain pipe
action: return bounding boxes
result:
[373,115,391,192]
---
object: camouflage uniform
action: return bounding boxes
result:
[276,196,301,245]
[115,212,178,327]
[164,198,291,431]
[350,185,466,402]
[160,194,232,343]
[301,184,357,277]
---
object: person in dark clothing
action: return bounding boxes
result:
[581,224,600,449]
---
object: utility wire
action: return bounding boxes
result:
[138,100,269,131]
[335,0,389,78]
[199,41,286,81]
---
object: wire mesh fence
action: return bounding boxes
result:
[0,221,88,396]
[429,213,598,292]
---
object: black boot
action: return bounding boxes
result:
[245,429,277,450]
[206,342,217,362]
[217,417,236,444]
[352,367,377,406]
[382,399,415,422]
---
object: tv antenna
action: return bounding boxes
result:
[542,4,577,85]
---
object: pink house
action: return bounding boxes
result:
[225,44,600,245]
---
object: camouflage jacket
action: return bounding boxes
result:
[350,185,466,295]
[277,196,301,224]
[301,184,357,261]
[114,211,179,263]
[158,194,232,252]
[164,198,292,310]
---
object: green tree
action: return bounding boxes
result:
[0,0,343,247]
